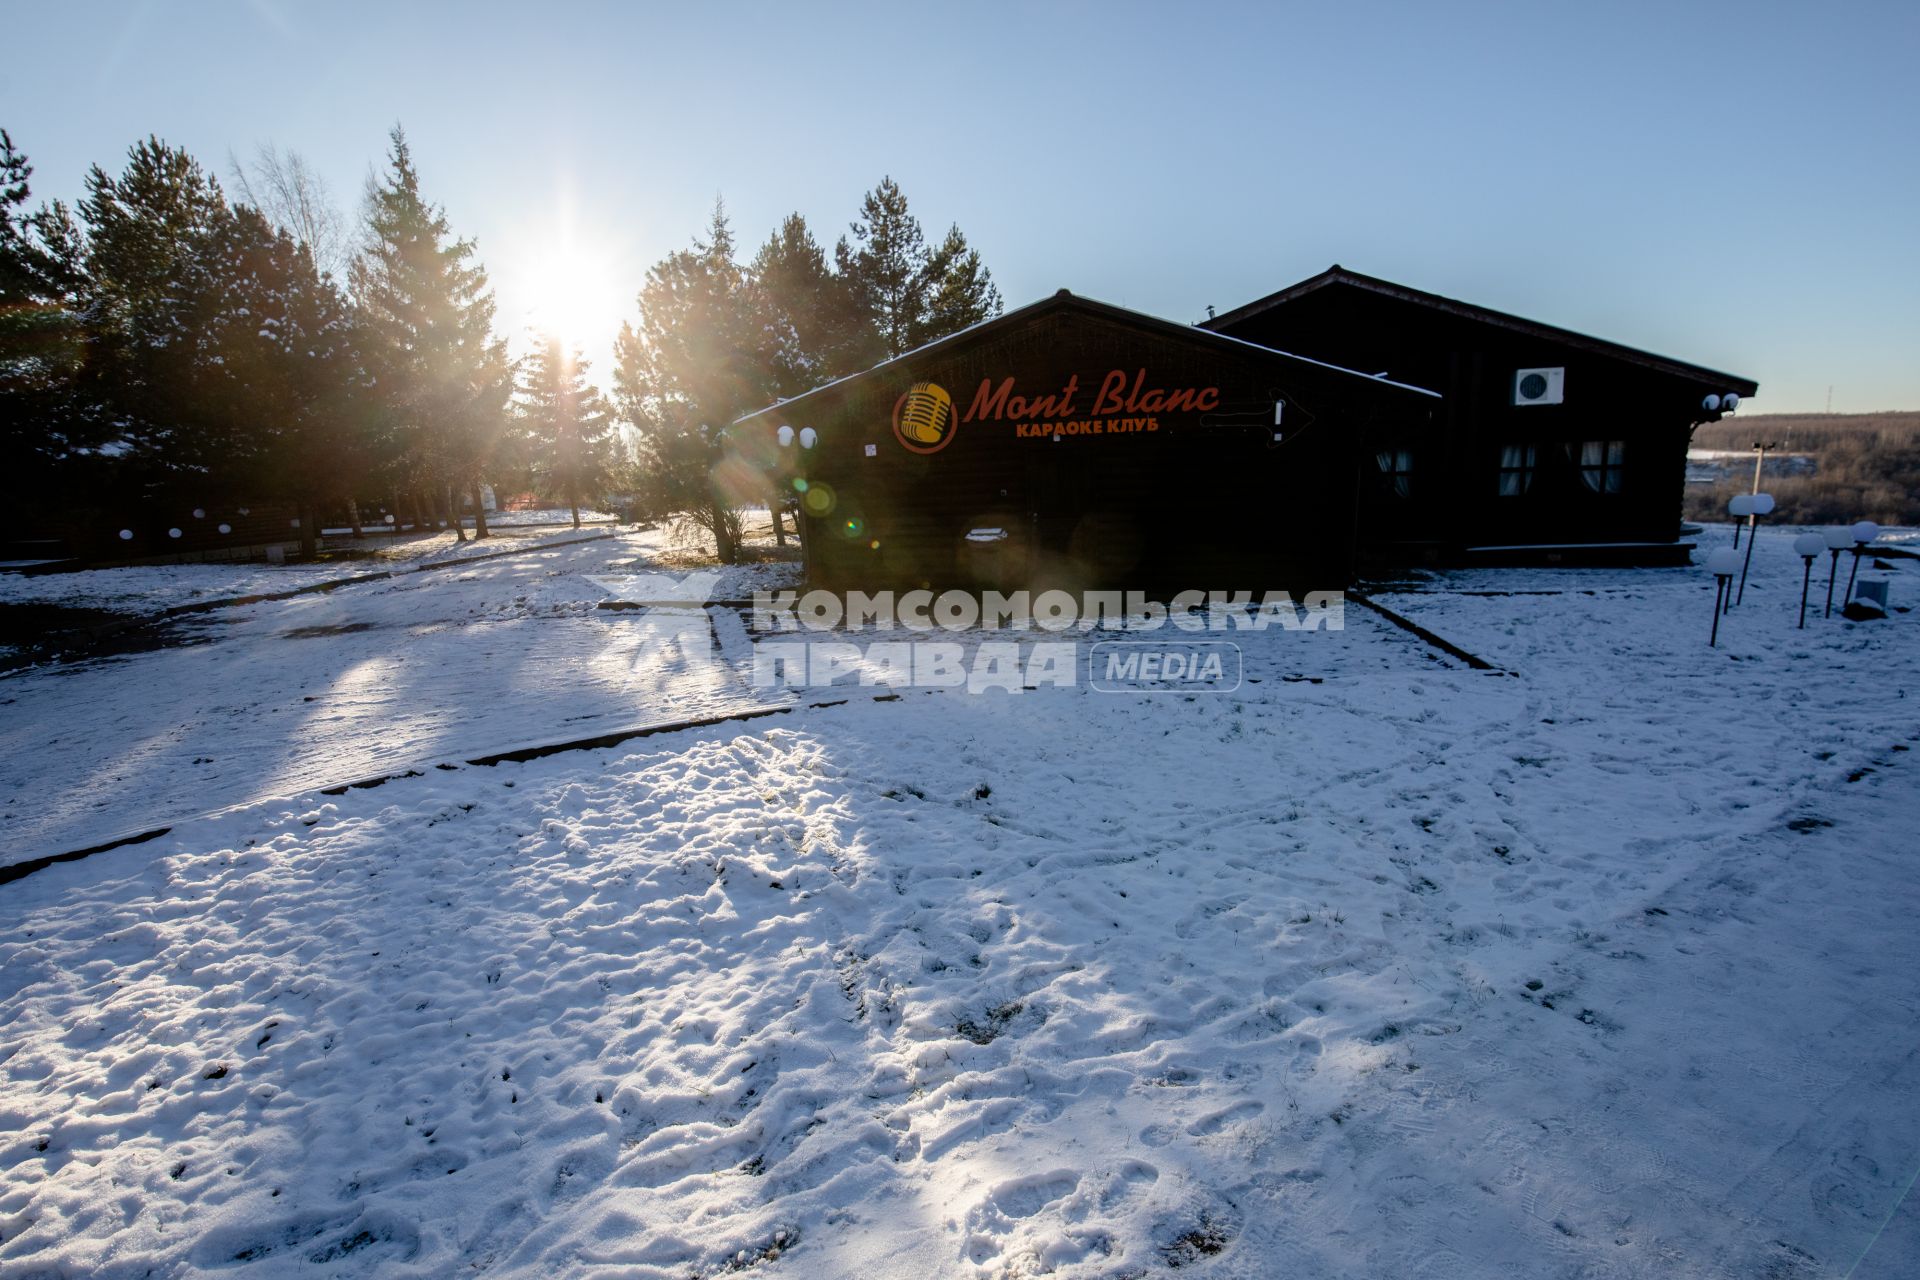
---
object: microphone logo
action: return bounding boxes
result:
[892,382,957,454]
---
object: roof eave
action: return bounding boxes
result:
[1205,267,1759,397]
[735,289,1440,427]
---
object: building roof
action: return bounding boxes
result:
[1202,265,1759,396]
[735,288,1440,426]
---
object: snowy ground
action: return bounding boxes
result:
[1,526,1916,1278]
[0,520,621,616]
[0,528,791,863]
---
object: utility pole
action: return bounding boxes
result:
[1750,440,1780,495]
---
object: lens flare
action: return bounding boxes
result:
[841,515,866,539]
[801,483,837,516]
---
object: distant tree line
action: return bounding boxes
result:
[1686,412,1920,528]
[0,125,999,561]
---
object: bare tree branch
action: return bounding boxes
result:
[228,142,347,279]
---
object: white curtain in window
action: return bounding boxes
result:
[1375,449,1412,498]
[1498,444,1535,496]
[1580,440,1625,493]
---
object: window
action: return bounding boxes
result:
[1497,444,1536,496]
[1578,440,1626,493]
[1375,449,1413,498]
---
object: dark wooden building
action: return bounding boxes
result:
[1203,266,1760,567]
[734,290,1439,593]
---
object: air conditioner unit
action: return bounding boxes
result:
[1513,367,1565,406]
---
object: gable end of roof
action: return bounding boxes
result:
[1204,266,1758,395]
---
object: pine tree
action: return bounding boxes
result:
[517,334,614,530]
[613,200,760,563]
[0,130,90,486]
[192,205,363,556]
[836,176,925,358]
[349,126,509,542]
[911,223,1001,348]
[750,213,879,396]
[77,136,231,476]
[837,177,1001,359]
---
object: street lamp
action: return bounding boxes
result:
[1792,532,1824,628]
[1729,493,1753,550]
[1843,520,1881,609]
[1706,547,1740,646]
[1735,492,1774,605]
[1822,527,1853,618]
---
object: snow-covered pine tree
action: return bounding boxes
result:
[0,130,91,488]
[77,136,231,477]
[349,127,510,542]
[192,205,363,557]
[517,334,614,530]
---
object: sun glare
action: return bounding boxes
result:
[522,244,625,353]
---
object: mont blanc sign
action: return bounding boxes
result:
[892,369,1225,454]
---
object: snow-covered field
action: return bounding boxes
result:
[1,526,1916,1277]
[0,529,783,863]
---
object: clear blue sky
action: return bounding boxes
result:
[5,0,1916,412]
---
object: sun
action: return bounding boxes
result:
[521,244,626,353]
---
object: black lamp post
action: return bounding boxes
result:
[1822,527,1852,618]
[1735,492,1773,606]
[1843,520,1880,610]
[1728,492,1752,551]
[1792,532,1823,628]
[1706,547,1739,646]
